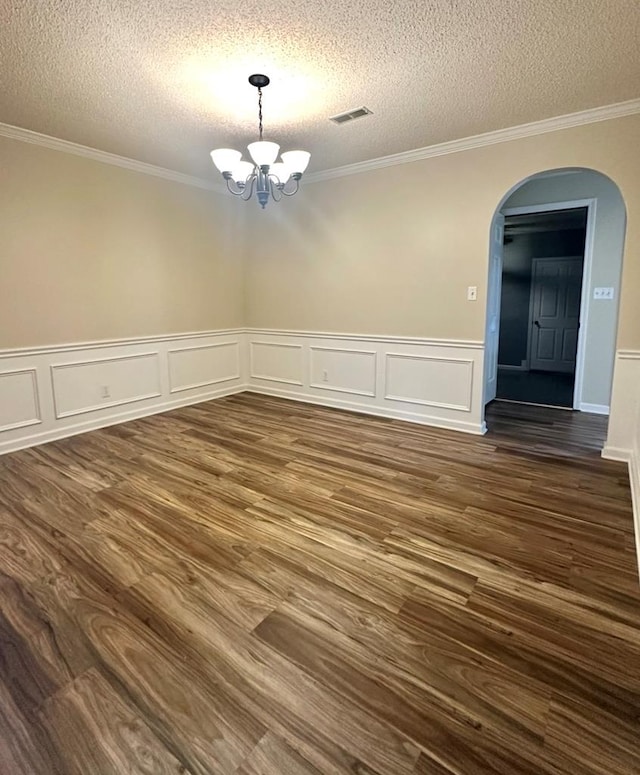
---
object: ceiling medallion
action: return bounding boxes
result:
[210,74,310,209]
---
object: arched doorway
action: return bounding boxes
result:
[482,168,627,447]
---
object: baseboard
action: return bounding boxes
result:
[580,403,610,415]
[246,385,486,435]
[629,448,640,579]
[0,384,247,455]
[601,445,632,462]
[0,377,487,456]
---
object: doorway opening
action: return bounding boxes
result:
[483,168,627,448]
[497,206,588,408]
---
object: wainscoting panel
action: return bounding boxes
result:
[0,328,488,452]
[51,352,161,418]
[168,342,240,394]
[385,353,473,411]
[603,350,640,462]
[603,349,640,574]
[246,329,485,434]
[250,341,304,386]
[0,368,41,432]
[310,346,376,396]
[0,330,245,455]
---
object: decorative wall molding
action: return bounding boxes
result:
[309,346,377,397]
[246,330,485,435]
[0,368,41,432]
[0,330,246,455]
[603,349,640,463]
[4,328,637,456]
[10,326,482,450]
[4,99,639,194]
[0,121,222,193]
[50,352,162,419]
[603,349,639,577]
[384,353,474,411]
[0,328,245,360]
[245,328,484,349]
[250,341,304,386]
[305,99,640,184]
[168,341,240,394]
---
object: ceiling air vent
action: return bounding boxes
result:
[329,106,373,125]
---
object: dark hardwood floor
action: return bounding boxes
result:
[0,393,638,774]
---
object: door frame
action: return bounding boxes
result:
[500,198,596,410]
[483,213,505,405]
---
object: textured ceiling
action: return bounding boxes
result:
[1,0,639,178]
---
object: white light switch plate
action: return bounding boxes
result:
[467,286,477,301]
[593,287,614,300]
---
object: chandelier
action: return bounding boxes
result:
[210,74,311,209]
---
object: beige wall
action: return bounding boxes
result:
[244,114,640,354]
[0,136,243,349]
[4,116,637,352]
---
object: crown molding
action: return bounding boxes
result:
[0,121,223,193]
[304,98,640,184]
[2,97,639,192]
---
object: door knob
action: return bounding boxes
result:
[534,320,541,328]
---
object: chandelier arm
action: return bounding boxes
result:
[279,177,301,197]
[240,174,257,201]
[225,177,246,197]
[269,177,283,203]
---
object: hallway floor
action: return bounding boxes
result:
[496,369,575,407]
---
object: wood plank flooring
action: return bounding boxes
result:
[0,393,638,774]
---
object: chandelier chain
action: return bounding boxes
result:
[257,87,263,141]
